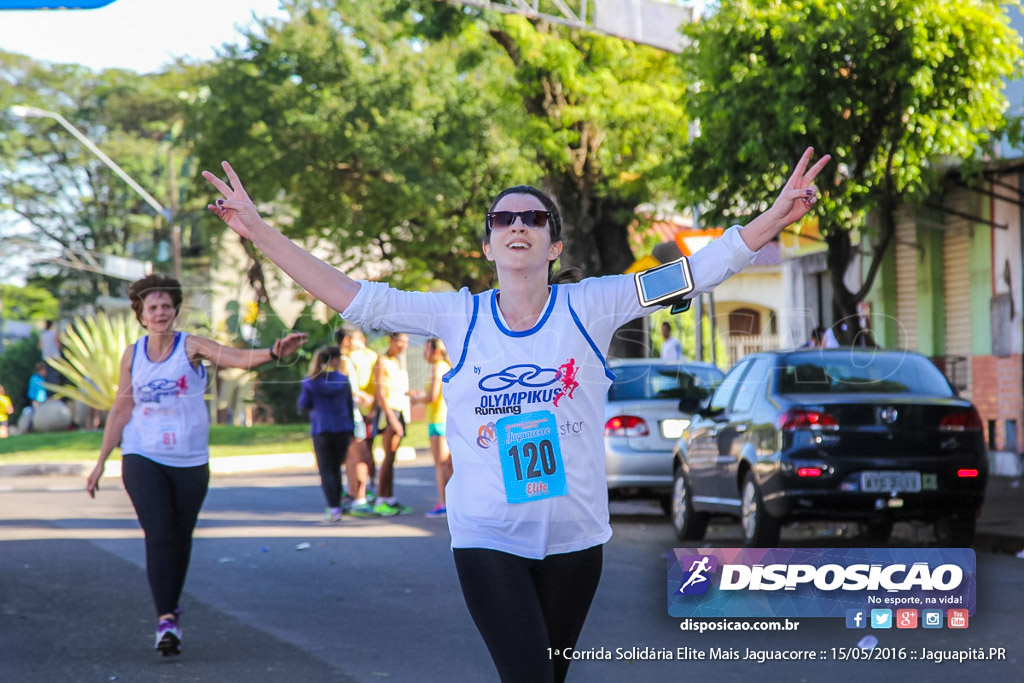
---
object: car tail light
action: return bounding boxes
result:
[957,469,979,478]
[777,409,838,431]
[939,408,983,432]
[797,467,823,477]
[604,415,650,437]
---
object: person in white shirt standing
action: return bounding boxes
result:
[39,320,62,384]
[85,274,306,657]
[659,321,683,361]
[204,147,828,682]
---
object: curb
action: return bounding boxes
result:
[0,446,427,479]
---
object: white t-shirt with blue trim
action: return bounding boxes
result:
[342,225,756,558]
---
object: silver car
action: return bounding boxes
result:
[604,358,724,513]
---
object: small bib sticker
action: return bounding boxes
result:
[495,410,567,504]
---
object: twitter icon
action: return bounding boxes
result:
[871,609,892,629]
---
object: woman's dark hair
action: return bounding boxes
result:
[308,345,341,379]
[127,274,183,327]
[483,185,580,284]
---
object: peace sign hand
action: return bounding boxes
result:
[768,147,831,228]
[203,161,267,241]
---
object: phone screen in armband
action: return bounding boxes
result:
[634,257,695,307]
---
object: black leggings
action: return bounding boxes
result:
[453,545,603,683]
[122,454,209,617]
[312,431,353,508]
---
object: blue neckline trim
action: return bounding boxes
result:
[444,295,479,382]
[490,285,558,338]
[143,332,181,365]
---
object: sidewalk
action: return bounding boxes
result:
[1,450,1021,551]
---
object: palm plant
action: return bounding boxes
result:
[44,311,142,410]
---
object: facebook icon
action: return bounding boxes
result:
[845,609,866,629]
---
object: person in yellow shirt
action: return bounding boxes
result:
[0,384,13,438]
[334,328,378,517]
[371,332,411,515]
[410,338,452,518]
[346,328,379,497]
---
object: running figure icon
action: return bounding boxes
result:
[679,556,712,593]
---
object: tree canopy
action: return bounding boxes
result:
[677,0,1024,331]
[188,0,532,293]
[0,52,207,312]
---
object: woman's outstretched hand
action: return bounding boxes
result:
[203,161,267,241]
[275,332,310,358]
[768,147,831,228]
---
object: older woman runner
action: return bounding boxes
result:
[86,274,307,656]
[204,148,828,681]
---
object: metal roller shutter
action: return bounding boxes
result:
[943,189,973,395]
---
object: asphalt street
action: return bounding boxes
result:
[1,462,1022,683]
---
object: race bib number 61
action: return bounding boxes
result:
[495,410,568,504]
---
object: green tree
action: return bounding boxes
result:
[0,283,59,321]
[466,11,690,279]
[188,0,530,293]
[0,53,209,312]
[677,0,1024,338]
[0,334,39,417]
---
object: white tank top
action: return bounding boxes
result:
[120,332,210,467]
[441,286,615,559]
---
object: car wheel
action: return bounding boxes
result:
[861,519,894,544]
[671,468,708,541]
[934,512,976,547]
[740,472,780,547]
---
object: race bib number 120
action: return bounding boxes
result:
[495,410,568,504]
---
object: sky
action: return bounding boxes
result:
[0,0,288,73]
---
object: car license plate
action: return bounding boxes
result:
[861,471,921,493]
[661,419,689,439]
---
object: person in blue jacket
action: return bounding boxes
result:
[298,344,355,522]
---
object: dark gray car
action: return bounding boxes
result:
[671,349,987,546]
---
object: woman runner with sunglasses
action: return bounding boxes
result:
[204,147,828,681]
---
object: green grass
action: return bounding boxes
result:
[0,422,429,463]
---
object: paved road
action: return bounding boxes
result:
[1,466,1021,682]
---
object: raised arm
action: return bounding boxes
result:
[738,147,830,251]
[187,332,308,370]
[203,161,361,313]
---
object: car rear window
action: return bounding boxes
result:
[609,364,723,401]
[778,352,955,396]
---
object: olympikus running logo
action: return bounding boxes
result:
[475,360,579,415]
[137,376,188,403]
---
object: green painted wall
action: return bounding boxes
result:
[969,206,993,355]
[917,224,945,356]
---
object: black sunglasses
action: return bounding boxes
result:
[486,210,551,231]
